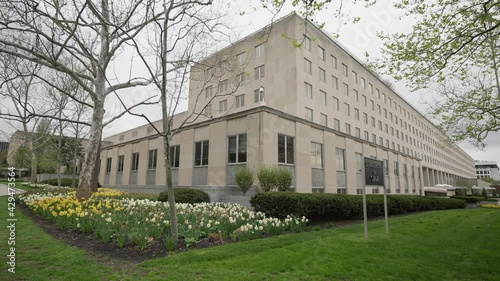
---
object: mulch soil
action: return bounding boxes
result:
[19,204,417,263]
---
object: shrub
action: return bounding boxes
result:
[250,192,466,221]
[158,188,210,204]
[275,168,293,192]
[39,178,79,187]
[450,196,484,203]
[481,188,488,199]
[234,167,254,195]
[257,166,277,192]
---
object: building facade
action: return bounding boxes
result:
[475,160,500,180]
[98,13,475,195]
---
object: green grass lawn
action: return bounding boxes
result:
[1,196,499,281]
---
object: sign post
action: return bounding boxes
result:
[363,157,387,238]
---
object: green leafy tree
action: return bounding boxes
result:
[375,0,499,147]
[13,144,30,169]
[276,168,293,192]
[234,167,255,195]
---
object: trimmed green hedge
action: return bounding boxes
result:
[250,192,466,221]
[450,196,484,203]
[158,188,210,204]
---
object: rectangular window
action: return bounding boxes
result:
[170,145,180,168]
[305,107,313,121]
[305,82,313,99]
[333,97,339,111]
[344,102,350,116]
[363,113,368,124]
[278,134,294,164]
[237,52,245,65]
[228,134,247,163]
[117,155,124,173]
[345,123,351,135]
[354,108,360,120]
[364,131,369,141]
[363,95,367,106]
[370,100,375,111]
[304,36,311,51]
[318,46,325,61]
[218,79,228,92]
[352,71,358,83]
[342,63,348,76]
[331,55,337,69]
[376,88,381,99]
[254,65,265,80]
[236,72,244,86]
[148,149,157,170]
[319,67,326,82]
[106,157,112,173]
[304,58,312,74]
[131,152,139,171]
[378,120,383,131]
[204,104,212,116]
[361,77,366,89]
[369,83,373,94]
[255,44,265,58]
[371,117,376,127]
[372,134,376,143]
[236,94,245,108]
[394,161,399,176]
[331,76,338,90]
[320,113,328,126]
[311,142,323,169]
[354,89,359,102]
[355,127,361,138]
[320,90,327,105]
[219,99,227,112]
[333,118,340,130]
[254,88,265,103]
[336,148,345,171]
[194,141,209,166]
[343,83,349,96]
[377,104,381,115]
[205,86,213,98]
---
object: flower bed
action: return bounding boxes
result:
[18,189,308,250]
[21,182,74,191]
[481,204,500,209]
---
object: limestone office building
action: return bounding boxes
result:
[98,13,475,195]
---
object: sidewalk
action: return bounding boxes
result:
[0,183,26,196]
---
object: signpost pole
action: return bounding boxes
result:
[383,165,389,234]
[362,158,368,239]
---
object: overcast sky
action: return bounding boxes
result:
[1,0,498,164]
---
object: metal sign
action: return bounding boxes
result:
[364,158,384,186]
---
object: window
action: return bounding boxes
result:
[255,44,265,58]
[384,108,388,118]
[363,95,367,106]
[148,149,157,170]
[318,46,325,61]
[194,141,209,166]
[236,72,244,86]
[320,90,327,105]
[254,65,265,80]
[106,157,112,173]
[204,104,212,116]
[331,55,337,69]
[370,100,375,111]
[117,155,124,173]
[333,118,340,130]
[332,76,338,89]
[236,94,245,108]
[343,83,349,96]
[372,134,376,143]
[205,86,213,98]
[170,145,180,168]
[320,114,328,126]
[219,99,227,112]
[354,108,360,120]
[354,89,359,102]
[364,131,369,141]
[304,36,311,51]
[369,83,373,94]
[305,82,312,99]
[352,71,357,83]
[228,134,247,163]
[311,142,323,168]
[394,161,399,176]
[304,58,312,74]
[361,77,366,89]
[218,79,228,92]
[237,52,245,65]
[278,135,294,164]
[336,148,345,171]
[319,68,326,82]
[379,137,383,145]
[355,153,363,173]
[378,120,383,131]
[344,102,350,116]
[131,152,139,171]
[355,127,361,138]
[333,97,339,111]
[376,88,380,99]
[363,113,368,124]
[377,104,381,115]
[204,67,214,79]
[345,123,351,135]
[254,88,265,103]
[305,107,313,121]
[342,63,348,76]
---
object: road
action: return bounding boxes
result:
[0,183,25,197]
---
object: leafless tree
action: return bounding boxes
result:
[0,0,161,199]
